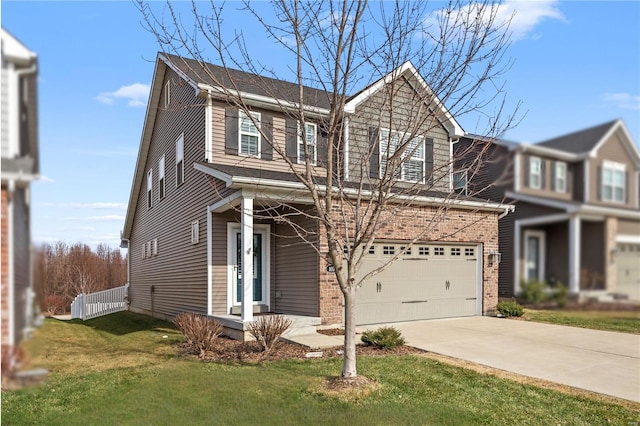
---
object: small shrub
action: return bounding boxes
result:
[552,282,568,308]
[247,315,292,353]
[173,312,223,358]
[496,300,524,317]
[361,326,405,349]
[520,279,548,304]
[43,295,66,317]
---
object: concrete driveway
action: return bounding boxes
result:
[359,316,640,402]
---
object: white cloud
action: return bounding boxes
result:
[95,83,150,107]
[424,0,564,43]
[63,215,125,222]
[603,93,640,111]
[38,175,55,183]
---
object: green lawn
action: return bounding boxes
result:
[2,312,638,425]
[524,309,640,334]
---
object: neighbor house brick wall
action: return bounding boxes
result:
[316,202,500,324]
[605,216,618,293]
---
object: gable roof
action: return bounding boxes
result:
[162,53,334,111]
[536,120,619,154]
[344,62,464,138]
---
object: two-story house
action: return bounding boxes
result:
[122,54,512,338]
[1,28,39,362]
[455,120,640,301]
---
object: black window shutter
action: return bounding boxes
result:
[261,114,273,160]
[285,118,298,162]
[316,123,328,167]
[524,155,530,187]
[225,107,239,155]
[550,161,556,191]
[369,127,380,178]
[425,138,434,183]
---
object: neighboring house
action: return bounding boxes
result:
[1,28,39,361]
[121,54,512,338]
[455,120,640,301]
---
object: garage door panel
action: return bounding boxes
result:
[355,243,480,325]
[617,243,640,301]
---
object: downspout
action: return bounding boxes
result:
[343,116,350,180]
[499,205,515,219]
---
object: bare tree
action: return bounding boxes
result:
[137,0,517,379]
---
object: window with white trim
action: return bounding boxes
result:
[176,133,184,186]
[602,161,626,203]
[152,238,158,256]
[529,156,542,189]
[191,220,199,244]
[164,81,171,107]
[554,161,567,193]
[159,155,166,200]
[380,128,424,182]
[453,169,468,194]
[142,244,147,259]
[147,169,153,209]
[297,122,317,164]
[239,111,260,157]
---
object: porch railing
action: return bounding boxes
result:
[71,284,129,321]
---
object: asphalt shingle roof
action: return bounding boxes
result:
[536,120,618,154]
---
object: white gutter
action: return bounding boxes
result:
[518,143,588,162]
[6,180,15,347]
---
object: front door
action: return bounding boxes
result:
[232,229,267,306]
[524,230,545,282]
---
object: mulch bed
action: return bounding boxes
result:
[179,336,423,364]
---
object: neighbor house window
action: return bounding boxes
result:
[152,239,158,256]
[602,161,626,203]
[529,156,542,189]
[147,169,153,209]
[239,111,260,157]
[380,128,424,182]
[554,161,567,193]
[159,155,166,200]
[297,122,317,164]
[176,133,184,186]
[191,220,199,244]
[453,169,468,194]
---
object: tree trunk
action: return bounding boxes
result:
[342,285,357,378]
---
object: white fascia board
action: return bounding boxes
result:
[579,204,640,220]
[230,175,513,214]
[122,58,166,239]
[506,191,576,212]
[518,143,586,161]
[159,54,200,92]
[617,234,640,244]
[208,191,243,213]
[198,83,330,118]
[0,172,39,184]
[193,163,234,186]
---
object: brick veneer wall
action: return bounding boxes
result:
[317,203,500,324]
[1,187,10,348]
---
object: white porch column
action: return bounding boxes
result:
[569,216,581,293]
[241,196,254,322]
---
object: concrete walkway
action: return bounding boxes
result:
[375,316,640,402]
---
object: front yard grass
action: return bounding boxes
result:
[523,308,640,334]
[2,312,638,425]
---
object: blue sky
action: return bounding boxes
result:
[2,1,639,249]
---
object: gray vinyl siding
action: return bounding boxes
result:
[1,57,8,157]
[519,154,573,201]
[573,161,585,202]
[274,214,319,316]
[454,138,512,201]
[129,68,212,319]
[347,73,451,191]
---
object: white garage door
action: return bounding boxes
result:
[354,243,480,325]
[617,243,640,301]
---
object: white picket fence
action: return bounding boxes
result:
[71,284,129,320]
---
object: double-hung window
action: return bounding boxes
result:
[147,169,153,209]
[529,157,542,189]
[297,122,317,164]
[602,161,625,203]
[554,161,567,193]
[159,155,166,200]
[453,169,468,194]
[239,111,260,157]
[176,133,184,186]
[380,128,424,182]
